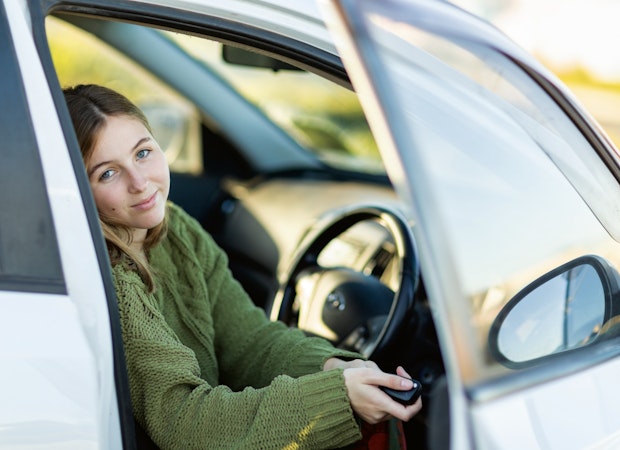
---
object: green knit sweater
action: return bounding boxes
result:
[113,202,363,449]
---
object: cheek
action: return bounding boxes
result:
[154,152,171,194]
[92,185,121,215]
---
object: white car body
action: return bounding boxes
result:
[3,0,620,448]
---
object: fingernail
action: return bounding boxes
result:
[401,378,413,388]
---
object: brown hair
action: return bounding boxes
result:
[63,84,167,292]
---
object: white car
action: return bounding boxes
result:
[4,0,620,448]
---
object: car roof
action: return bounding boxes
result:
[133,0,337,55]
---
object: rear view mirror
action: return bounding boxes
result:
[222,45,300,71]
[488,255,620,368]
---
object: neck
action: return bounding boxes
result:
[131,228,148,255]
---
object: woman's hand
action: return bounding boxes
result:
[323,359,423,424]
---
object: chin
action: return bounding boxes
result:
[137,211,166,230]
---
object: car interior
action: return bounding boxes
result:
[43,7,447,449]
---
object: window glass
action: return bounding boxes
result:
[345,0,620,381]
[0,11,64,293]
[46,17,203,175]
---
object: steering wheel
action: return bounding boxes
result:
[269,205,419,358]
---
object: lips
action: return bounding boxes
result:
[132,191,158,211]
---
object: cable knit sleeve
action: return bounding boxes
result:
[114,203,364,449]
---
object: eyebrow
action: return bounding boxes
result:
[87,136,152,177]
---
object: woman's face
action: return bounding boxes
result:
[86,114,170,247]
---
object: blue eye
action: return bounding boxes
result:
[137,149,151,159]
[100,169,114,181]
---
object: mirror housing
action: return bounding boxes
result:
[488,255,620,369]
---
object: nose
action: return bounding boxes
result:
[126,167,148,193]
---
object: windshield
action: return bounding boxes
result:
[165,33,385,175]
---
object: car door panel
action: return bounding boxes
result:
[471,357,620,448]
[1,0,125,448]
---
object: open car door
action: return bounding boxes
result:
[321,0,620,448]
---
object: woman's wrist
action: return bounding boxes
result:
[323,357,346,371]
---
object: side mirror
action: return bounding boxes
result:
[488,255,620,369]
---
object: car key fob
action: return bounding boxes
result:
[380,377,422,405]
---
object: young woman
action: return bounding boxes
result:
[63,84,421,449]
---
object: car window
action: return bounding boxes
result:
[48,14,383,177]
[46,17,203,175]
[165,33,384,175]
[0,10,64,294]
